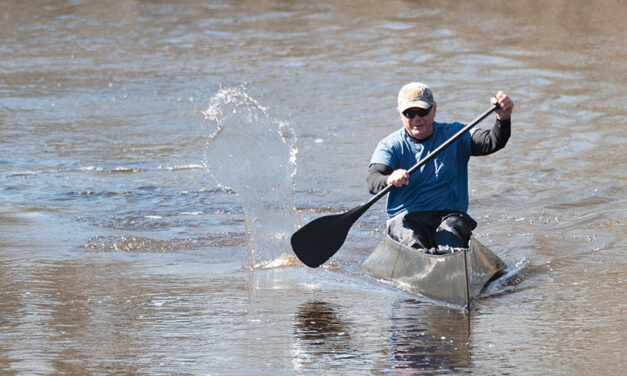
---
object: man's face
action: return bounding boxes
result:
[400,104,436,140]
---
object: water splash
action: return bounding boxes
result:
[203,85,301,269]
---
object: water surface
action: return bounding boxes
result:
[1,0,625,374]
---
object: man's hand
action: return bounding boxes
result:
[386,169,410,187]
[491,91,514,120]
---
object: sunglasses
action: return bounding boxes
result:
[403,106,432,119]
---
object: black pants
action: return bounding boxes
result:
[387,210,477,251]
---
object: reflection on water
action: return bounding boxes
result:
[388,300,470,374]
[293,300,360,368]
[291,297,474,374]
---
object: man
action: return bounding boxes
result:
[367,82,514,252]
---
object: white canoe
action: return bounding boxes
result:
[361,235,506,310]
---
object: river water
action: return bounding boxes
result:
[1,0,625,375]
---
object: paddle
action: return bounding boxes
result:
[291,104,500,268]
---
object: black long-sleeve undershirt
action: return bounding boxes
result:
[469,117,511,156]
[367,118,511,194]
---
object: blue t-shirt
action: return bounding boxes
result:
[370,122,475,219]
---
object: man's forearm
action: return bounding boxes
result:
[470,118,511,156]
[367,163,393,194]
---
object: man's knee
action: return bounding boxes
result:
[387,214,433,249]
[435,213,477,248]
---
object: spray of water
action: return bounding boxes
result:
[203,85,302,269]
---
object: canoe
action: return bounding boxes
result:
[361,235,506,310]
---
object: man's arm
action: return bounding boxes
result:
[367,163,393,194]
[470,117,511,156]
[472,90,514,156]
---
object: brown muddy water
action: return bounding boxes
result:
[1,0,625,375]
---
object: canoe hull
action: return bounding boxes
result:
[361,235,506,310]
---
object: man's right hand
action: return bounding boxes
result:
[386,169,410,187]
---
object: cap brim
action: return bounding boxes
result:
[399,100,431,112]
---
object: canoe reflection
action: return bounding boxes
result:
[389,299,471,373]
[292,298,471,373]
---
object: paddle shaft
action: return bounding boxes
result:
[363,104,499,208]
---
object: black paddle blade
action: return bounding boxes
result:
[291,204,369,268]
